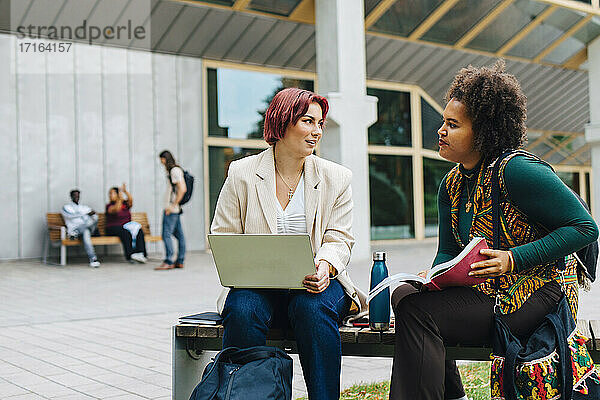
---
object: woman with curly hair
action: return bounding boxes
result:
[388,60,599,399]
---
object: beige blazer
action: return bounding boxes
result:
[211,147,367,314]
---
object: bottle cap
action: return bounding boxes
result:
[372,251,386,261]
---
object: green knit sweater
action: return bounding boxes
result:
[434,155,598,272]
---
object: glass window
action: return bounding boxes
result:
[424,158,454,237]
[369,155,414,239]
[249,0,303,16]
[585,173,591,207]
[194,0,234,5]
[209,146,265,222]
[556,171,580,194]
[573,19,600,44]
[371,0,445,37]
[207,68,313,140]
[421,0,501,45]
[506,9,584,59]
[466,0,548,52]
[542,37,585,65]
[365,0,383,16]
[421,97,442,151]
[367,88,411,146]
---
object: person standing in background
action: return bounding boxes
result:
[155,150,187,270]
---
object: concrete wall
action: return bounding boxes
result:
[0,34,205,260]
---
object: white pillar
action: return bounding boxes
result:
[585,35,600,218]
[315,0,377,263]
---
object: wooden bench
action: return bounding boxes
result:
[43,212,162,265]
[171,320,600,400]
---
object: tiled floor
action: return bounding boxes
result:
[1,240,598,399]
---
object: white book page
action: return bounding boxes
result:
[367,237,485,302]
[367,273,426,302]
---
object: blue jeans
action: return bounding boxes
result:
[162,212,185,264]
[222,280,351,400]
[72,214,98,262]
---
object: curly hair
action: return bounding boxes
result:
[444,60,527,160]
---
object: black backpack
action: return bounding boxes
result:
[492,150,598,283]
[171,169,194,206]
[189,346,292,400]
[567,189,598,282]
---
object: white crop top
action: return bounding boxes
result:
[276,174,308,234]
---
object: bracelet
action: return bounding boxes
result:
[507,251,515,274]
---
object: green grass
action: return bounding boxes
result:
[295,362,600,399]
[296,362,491,400]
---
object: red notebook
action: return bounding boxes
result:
[368,237,490,301]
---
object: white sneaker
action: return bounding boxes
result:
[131,253,147,263]
[89,260,100,268]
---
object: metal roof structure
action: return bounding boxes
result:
[1,0,598,165]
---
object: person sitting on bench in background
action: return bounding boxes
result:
[105,184,147,264]
[61,189,100,268]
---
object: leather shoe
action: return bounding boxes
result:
[154,262,175,270]
[174,262,184,269]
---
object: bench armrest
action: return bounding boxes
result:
[47,225,67,240]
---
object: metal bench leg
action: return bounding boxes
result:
[43,235,49,264]
[60,227,66,266]
[172,327,215,400]
[60,245,66,266]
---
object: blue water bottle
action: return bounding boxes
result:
[369,251,390,331]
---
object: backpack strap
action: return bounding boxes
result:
[546,305,573,400]
[492,150,516,314]
[502,340,522,400]
[229,347,281,365]
[198,347,240,399]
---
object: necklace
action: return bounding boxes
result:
[465,178,476,213]
[275,164,303,200]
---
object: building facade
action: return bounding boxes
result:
[1,0,599,261]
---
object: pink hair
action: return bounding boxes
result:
[263,88,329,146]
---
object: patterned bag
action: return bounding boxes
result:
[490,294,599,400]
[490,151,600,399]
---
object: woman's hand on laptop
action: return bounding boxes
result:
[303,261,330,293]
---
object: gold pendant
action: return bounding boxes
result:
[288,190,294,200]
[465,202,472,212]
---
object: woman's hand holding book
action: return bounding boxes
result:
[468,249,514,277]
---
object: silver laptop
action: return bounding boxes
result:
[207,234,316,289]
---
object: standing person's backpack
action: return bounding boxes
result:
[171,169,194,206]
[567,190,598,283]
[189,346,292,400]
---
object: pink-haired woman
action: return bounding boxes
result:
[211,87,366,400]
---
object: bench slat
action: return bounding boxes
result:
[175,321,600,354]
[47,212,160,246]
[577,319,593,340]
[381,328,395,345]
[357,328,382,344]
[339,326,358,343]
[590,320,600,351]
[176,325,199,338]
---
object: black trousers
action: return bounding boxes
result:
[105,225,147,260]
[389,281,563,400]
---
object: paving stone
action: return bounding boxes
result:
[46,372,98,387]
[28,382,80,398]
[0,381,30,397]
[1,243,598,400]
[70,382,130,398]
[2,393,45,400]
